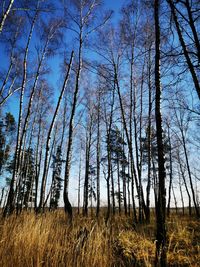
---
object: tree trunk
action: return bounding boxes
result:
[4,10,38,216]
[0,187,5,208]
[127,159,131,216]
[111,163,115,215]
[122,131,127,216]
[178,151,192,216]
[34,114,43,210]
[96,90,101,218]
[17,30,51,180]
[117,154,121,214]
[43,126,58,209]
[181,130,199,217]
[154,0,167,265]
[178,171,184,216]
[146,45,153,223]
[78,151,81,215]
[129,44,137,222]
[106,172,111,222]
[167,0,200,100]
[63,37,83,222]
[37,51,74,212]
[83,122,92,216]
[105,84,115,222]
[115,65,144,222]
[167,125,173,217]
[172,184,178,214]
[0,0,15,33]
[184,0,200,63]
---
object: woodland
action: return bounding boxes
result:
[0,0,200,266]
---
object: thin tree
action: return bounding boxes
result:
[154,0,167,265]
[4,7,39,216]
[0,0,15,34]
[96,86,101,218]
[167,0,200,100]
[63,0,112,220]
[37,51,74,212]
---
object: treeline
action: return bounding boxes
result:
[0,0,200,265]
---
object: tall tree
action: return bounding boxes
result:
[154,0,167,265]
[167,0,200,100]
[96,86,101,218]
[37,51,74,212]
[63,0,112,221]
[4,3,39,216]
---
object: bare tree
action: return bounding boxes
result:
[0,0,15,33]
[4,6,39,216]
[154,0,167,265]
[37,51,74,212]
[167,0,200,99]
[63,0,112,221]
[96,86,101,218]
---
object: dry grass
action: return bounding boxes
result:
[0,210,199,266]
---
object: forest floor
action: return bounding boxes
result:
[0,209,199,266]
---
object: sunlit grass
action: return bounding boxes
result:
[0,210,199,266]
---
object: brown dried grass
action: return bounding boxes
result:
[0,210,199,266]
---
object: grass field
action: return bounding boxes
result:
[0,210,199,266]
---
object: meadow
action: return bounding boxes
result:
[0,210,199,267]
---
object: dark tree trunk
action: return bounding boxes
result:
[122,132,127,216]
[105,84,115,222]
[167,0,200,100]
[83,142,89,216]
[122,168,127,216]
[96,90,101,218]
[110,163,115,215]
[83,121,92,216]
[184,0,200,63]
[154,0,167,265]
[127,157,131,216]
[146,45,153,223]
[117,155,121,214]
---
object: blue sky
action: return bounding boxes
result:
[1,0,126,116]
[0,0,127,196]
[104,0,126,16]
[1,0,199,208]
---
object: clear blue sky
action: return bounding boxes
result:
[1,0,126,117]
[105,0,127,23]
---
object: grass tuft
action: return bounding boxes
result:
[0,211,199,266]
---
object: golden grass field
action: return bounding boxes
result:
[0,210,199,266]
